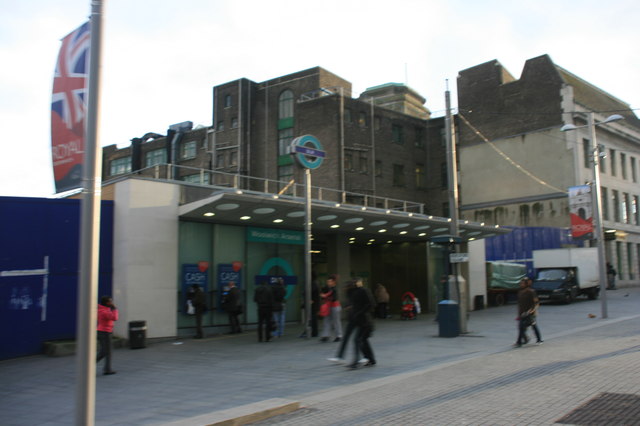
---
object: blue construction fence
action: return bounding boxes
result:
[484,226,584,277]
[0,196,113,360]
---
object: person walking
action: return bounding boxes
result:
[223,281,242,334]
[328,280,358,363]
[320,274,343,342]
[347,279,376,368]
[254,281,274,342]
[272,278,286,338]
[96,295,118,375]
[374,283,390,319]
[192,285,206,339]
[515,278,542,347]
[607,262,617,290]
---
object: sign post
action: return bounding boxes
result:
[290,135,325,338]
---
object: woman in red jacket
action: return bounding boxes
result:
[97,296,118,375]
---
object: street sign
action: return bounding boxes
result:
[450,253,469,263]
[290,134,325,170]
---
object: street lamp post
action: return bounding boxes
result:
[561,112,624,319]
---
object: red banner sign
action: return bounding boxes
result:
[51,22,90,193]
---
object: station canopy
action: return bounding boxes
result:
[179,188,510,244]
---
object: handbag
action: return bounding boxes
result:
[186,300,195,315]
[319,301,331,317]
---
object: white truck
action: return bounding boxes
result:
[532,247,600,303]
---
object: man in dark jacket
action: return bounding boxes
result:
[223,281,242,334]
[254,281,274,342]
[192,285,206,339]
[515,278,542,347]
[347,279,376,368]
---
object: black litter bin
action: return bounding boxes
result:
[474,295,485,311]
[128,320,146,349]
[438,300,459,337]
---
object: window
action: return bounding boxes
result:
[278,128,294,156]
[359,153,368,173]
[415,127,425,148]
[612,189,620,222]
[229,151,238,166]
[601,187,609,220]
[392,164,405,186]
[583,139,591,169]
[392,124,404,144]
[600,145,607,173]
[224,94,232,108]
[440,128,446,147]
[181,141,197,159]
[610,149,616,176]
[145,148,166,167]
[344,153,353,171]
[415,163,425,189]
[231,117,238,129]
[110,157,131,176]
[375,160,382,177]
[631,157,637,182]
[278,90,294,119]
[344,108,352,123]
[374,116,381,131]
[622,192,630,223]
[217,121,224,131]
[216,153,225,168]
[183,173,210,185]
[634,195,639,225]
[358,112,366,128]
[621,153,627,179]
[440,162,448,188]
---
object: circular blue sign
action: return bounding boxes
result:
[290,134,325,170]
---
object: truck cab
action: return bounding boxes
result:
[532,267,578,303]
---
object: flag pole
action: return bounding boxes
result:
[75,1,104,425]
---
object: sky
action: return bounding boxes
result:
[1,0,639,198]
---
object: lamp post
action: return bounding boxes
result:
[561,112,624,319]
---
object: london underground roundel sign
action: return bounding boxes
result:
[290,134,325,170]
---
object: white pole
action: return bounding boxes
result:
[588,112,608,319]
[304,168,312,337]
[75,1,104,424]
[445,86,465,333]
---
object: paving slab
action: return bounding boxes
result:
[0,287,638,425]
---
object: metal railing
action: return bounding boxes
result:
[104,163,425,213]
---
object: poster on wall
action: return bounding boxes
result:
[181,263,208,314]
[568,185,593,240]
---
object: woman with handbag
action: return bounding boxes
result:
[320,274,343,342]
[515,278,543,347]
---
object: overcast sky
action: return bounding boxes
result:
[1,0,638,197]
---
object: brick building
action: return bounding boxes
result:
[457,54,640,286]
[103,66,451,216]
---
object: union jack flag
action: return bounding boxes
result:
[51,22,90,193]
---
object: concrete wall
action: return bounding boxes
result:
[112,179,179,338]
[467,239,487,311]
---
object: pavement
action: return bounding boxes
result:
[1,287,639,425]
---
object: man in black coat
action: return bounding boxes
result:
[347,279,376,368]
[254,281,274,342]
[192,285,207,339]
[223,281,242,334]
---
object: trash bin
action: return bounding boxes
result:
[438,300,459,337]
[474,295,485,311]
[128,320,146,349]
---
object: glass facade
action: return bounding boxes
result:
[177,222,304,331]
